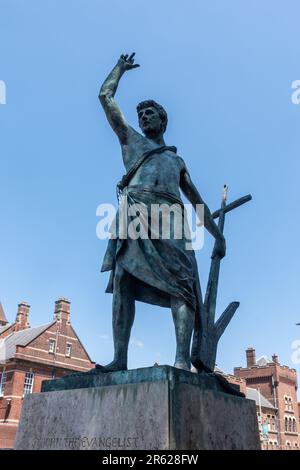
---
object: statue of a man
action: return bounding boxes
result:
[98,53,226,372]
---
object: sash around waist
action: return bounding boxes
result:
[125,185,184,207]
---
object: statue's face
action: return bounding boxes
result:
[138,106,163,136]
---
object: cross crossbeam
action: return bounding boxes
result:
[212,194,252,220]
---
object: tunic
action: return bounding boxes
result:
[101,148,203,313]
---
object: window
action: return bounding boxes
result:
[285,396,294,412]
[0,371,7,396]
[284,415,297,433]
[66,343,72,357]
[257,413,263,429]
[285,417,289,432]
[270,415,276,431]
[49,339,56,354]
[23,372,34,395]
[284,396,289,410]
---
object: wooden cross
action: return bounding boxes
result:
[191,186,252,372]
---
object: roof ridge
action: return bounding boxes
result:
[2,321,56,361]
[256,354,272,365]
[9,321,53,336]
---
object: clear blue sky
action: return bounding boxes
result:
[1,1,300,376]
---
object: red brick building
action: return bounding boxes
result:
[233,348,300,450]
[214,369,279,449]
[0,298,95,449]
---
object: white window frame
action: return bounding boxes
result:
[49,339,56,354]
[23,372,34,396]
[66,343,72,357]
[0,371,7,397]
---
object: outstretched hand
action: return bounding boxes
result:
[117,52,140,71]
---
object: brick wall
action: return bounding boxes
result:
[234,351,300,450]
[0,359,93,448]
[0,298,95,449]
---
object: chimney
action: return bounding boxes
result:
[246,347,256,367]
[15,302,30,331]
[54,298,71,325]
[272,354,279,364]
[0,303,8,326]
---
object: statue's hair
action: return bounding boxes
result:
[136,100,168,133]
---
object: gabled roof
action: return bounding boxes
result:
[256,355,272,366]
[69,324,94,363]
[246,387,276,409]
[0,322,54,362]
[0,303,8,325]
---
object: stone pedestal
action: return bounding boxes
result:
[15,366,260,450]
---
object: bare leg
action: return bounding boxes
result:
[171,296,194,371]
[96,265,135,372]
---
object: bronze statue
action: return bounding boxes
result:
[97,53,230,373]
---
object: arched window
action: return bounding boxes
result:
[286,441,291,450]
[271,415,276,431]
[288,417,292,432]
[288,397,293,412]
[284,396,289,410]
[285,417,289,432]
[292,418,297,433]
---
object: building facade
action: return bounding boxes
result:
[233,348,300,450]
[0,298,95,449]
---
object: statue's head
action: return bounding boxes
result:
[137,100,168,137]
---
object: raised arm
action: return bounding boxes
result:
[99,53,140,143]
[180,168,226,258]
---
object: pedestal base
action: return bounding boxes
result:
[15,366,260,450]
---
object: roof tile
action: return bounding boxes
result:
[0,322,54,362]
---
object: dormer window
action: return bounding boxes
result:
[49,339,56,354]
[66,343,72,357]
